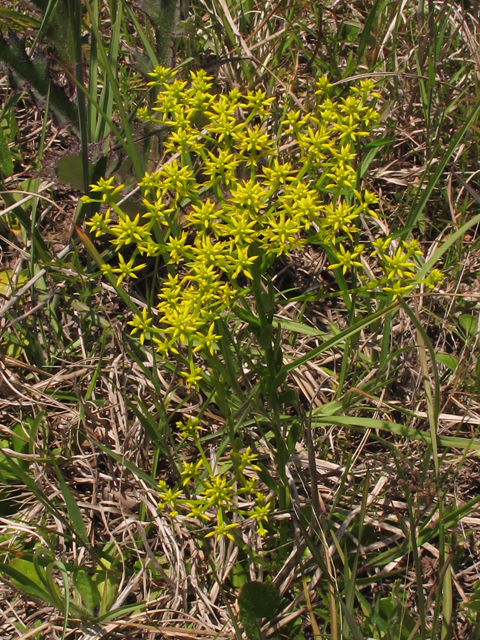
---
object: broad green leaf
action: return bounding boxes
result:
[73,569,101,613]
[436,353,458,372]
[238,582,281,640]
[459,314,477,335]
[0,29,78,125]
[238,581,281,619]
[464,591,480,614]
[56,153,93,190]
[4,559,55,605]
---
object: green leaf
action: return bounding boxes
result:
[239,609,260,640]
[73,569,101,613]
[95,571,118,616]
[86,436,158,489]
[0,124,13,177]
[2,452,68,523]
[239,581,281,619]
[0,29,78,125]
[459,314,477,335]
[414,211,480,282]
[84,3,143,178]
[230,556,249,590]
[56,153,93,190]
[283,302,399,373]
[35,0,61,50]
[238,582,281,640]
[52,460,89,546]
[464,591,480,614]
[0,8,41,28]
[405,100,480,236]
[287,420,302,454]
[276,318,324,337]
[355,0,382,65]
[3,559,55,605]
[435,353,458,372]
[312,415,480,450]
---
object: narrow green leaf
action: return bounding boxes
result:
[45,561,67,615]
[339,598,367,640]
[2,451,68,523]
[121,0,158,68]
[86,436,158,489]
[355,0,382,66]
[399,299,441,477]
[312,415,480,450]
[97,600,147,622]
[0,180,51,262]
[0,8,41,28]
[441,556,453,640]
[276,318,325,337]
[0,124,13,177]
[72,0,90,201]
[85,0,143,178]
[33,0,60,50]
[414,211,480,281]
[283,302,399,373]
[52,460,89,546]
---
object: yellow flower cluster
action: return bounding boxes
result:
[158,421,271,540]
[83,67,442,361]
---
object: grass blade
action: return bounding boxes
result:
[283,302,399,373]
[51,460,89,546]
[311,415,480,450]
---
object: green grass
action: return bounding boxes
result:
[0,1,480,639]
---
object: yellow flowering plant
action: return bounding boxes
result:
[81,66,442,541]
[83,68,440,354]
[158,420,271,541]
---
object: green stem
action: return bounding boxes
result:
[250,264,288,511]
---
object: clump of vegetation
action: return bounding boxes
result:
[82,66,441,543]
